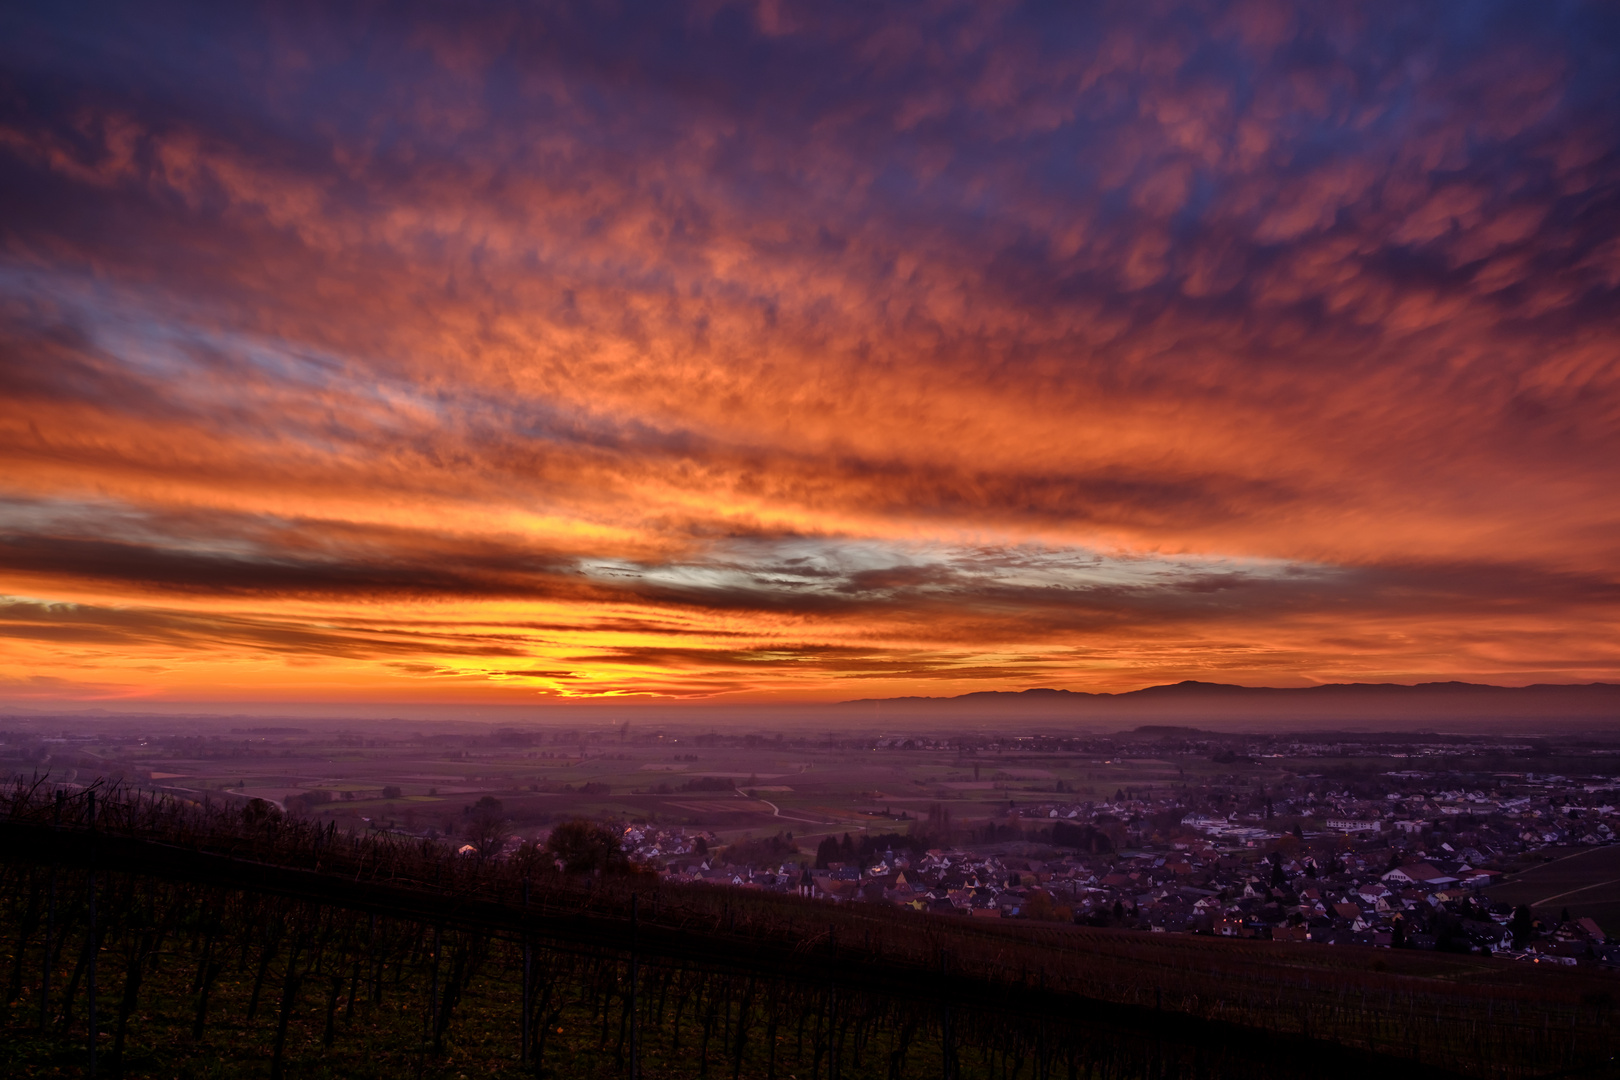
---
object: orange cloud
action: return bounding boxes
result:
[1,1,1618,705]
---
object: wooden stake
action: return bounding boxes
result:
[87,790,97,1079]
[630,893,639,1080]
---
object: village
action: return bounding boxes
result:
[617,765,1620,967]
[7,719,1620,968]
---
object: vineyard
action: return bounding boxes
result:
[2,778,1617,1079]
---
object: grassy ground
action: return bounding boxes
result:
[3,939,945,1080]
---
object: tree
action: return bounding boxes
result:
[1052,821,1113,854]
[463,801,513,860]
[381,785,402,800]
[1024,890,1069,922]
[285,789,332,816]
[544,818,628,874]
[1509,904,1535,946]
[725,832,799,868]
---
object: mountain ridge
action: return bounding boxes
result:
[838,680,1620,726]
[843,680,1620,705]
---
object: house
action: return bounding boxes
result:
[819,880,859,902]
[1382,862,1444,884]
[1324,819,1382,834]
[1357,883,1390,905]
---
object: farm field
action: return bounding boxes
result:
[8,723,1247,852]
[1487,846,1620,935]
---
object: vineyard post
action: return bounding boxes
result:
[939,949,952,1080]
[429,923,441,1049]
[193,949,221,1041]
[368,911,380,1006]
[341,917,361,1025]
[827,928,839,1080]
[269,939,303,1080]
[732,975,754,1080]
[110,929,153,1075]
[522,876,531,1064]
[630,892,639,1080]
[41,788,61,1034]
[87,789,97,1079]
[764,985,779,1080]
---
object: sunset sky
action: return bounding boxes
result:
[2,1,1618,707]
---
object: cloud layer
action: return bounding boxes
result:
[1,0,1618,703]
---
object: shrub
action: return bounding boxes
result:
[285,789,334,815]
[1052,821,1114,853]
[723,832,799,868]
[544,818,629,874]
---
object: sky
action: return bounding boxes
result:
[1,1,1618,708]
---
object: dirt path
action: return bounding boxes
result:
[737,788,841,826]
[1526,876,1620,907]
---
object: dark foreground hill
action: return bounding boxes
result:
[842,681,1620,728]
[3,779,1617,1079]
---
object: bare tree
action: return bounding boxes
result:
[463,797,513,860]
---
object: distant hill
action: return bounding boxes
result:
[840,680,1620,727]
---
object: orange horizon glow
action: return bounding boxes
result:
[2,3,1619,708]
